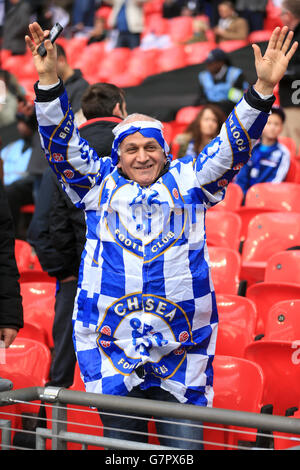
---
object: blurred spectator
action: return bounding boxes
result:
[235,0,268,32]
[162,0,186,18]
[0,69,25,128]
[175,104,226,158]
[87,15,107,45]
[278,0,300,147]
[1,110,36,186]
[196,47,249,114]
[0,178,23,348]
[106,0,149,49]
[72,0,96,36]
[213,1,249,42]
[235,107,290,196]
[184,17,208,43]
[2,0,31,55]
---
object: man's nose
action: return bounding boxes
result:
[136,147,149,162]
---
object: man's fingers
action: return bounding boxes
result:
[29,22,44,45]
[286,40,299,61]
[267,26,281,51]
[281,30,295,54]
[275,25,289,50]
[252,43,262,63]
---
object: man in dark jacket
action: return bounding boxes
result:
[2,0,31,55]
[279,0,300,147]
[0,179,23,348]
[27,82,127,387]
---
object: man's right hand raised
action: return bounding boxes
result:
[25,22,59,86]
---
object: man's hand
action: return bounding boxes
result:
[25,22,59,86]
[0,328,18,348]
[253,26,298,96]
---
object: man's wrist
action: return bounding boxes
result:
[38,73,59,86]
[254,79,274,97]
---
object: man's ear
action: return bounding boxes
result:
[113,102,123,118]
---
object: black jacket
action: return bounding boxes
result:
[27,116,122,280]
[279,22,300,108]
[64,69,89,114]
[0,180,23,330]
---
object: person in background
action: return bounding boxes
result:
[175,104,226,158]
[1,110,36,186]
[213,1,249,42]
[196,47,249,114]
[0,179,23,348]
[235,0,268,33]
[106,0,149,49]
[278,0,300,148]
[2,0,31,55]
[235,107,291,196]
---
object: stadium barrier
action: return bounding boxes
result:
[1,386,300,450]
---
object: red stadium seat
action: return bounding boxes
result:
[14,239,33,271]
[175,105,203,126]
[17,320,48,345]
[127,49,160,80]
[215,294,257,357]
[97,48,131,81]
[0,338,51,387]
[168,16,194,43]
[204,355,265,450]
[264,299,300,341]
[206,211,242,251]
[241,212,300,284]
[278,136,297,158]
[208,246,241,295]
[209,183,244,212]
[185,42,216,65]
[243,182,300,212]
[264,250,300,284]
[248,30,273,43]
[20,282,56,349]
[244,340,300,416]
[246,281,300,336]
[218,39,249,52]
[237,182,300,241]
[156,46,187,73]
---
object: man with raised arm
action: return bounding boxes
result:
[26,23,297,449]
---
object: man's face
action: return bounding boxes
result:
[218,4,233,19]
[117,132,166,186]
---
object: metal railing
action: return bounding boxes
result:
[1,386,300,450]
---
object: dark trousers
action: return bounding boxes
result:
[116,31,141,49]
[99,386,204,450]
[48,279,77,388]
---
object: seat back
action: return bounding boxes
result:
[0,338,51,387]
[242,212,300,264]
[215,294,257,357]
[246,281,300,336]
[244,182,300,212]
[208,246,241,295]
[210,183,244,212]
[264,250,300,284]
[20,282,56,348]
[14,239,33,271]
[206,211,242,251]
[244,340,300,416]
[264,300,300,341]
[203,355,264,449]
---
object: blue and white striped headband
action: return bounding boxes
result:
[111,120,171,165]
